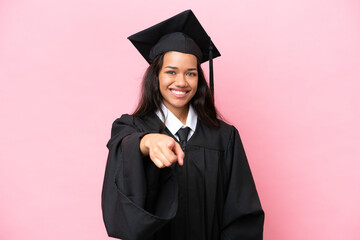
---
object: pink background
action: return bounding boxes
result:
[1,0,359,239]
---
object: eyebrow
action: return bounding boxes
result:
[164,66,198,71]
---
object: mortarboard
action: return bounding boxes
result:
[128,9,221,94]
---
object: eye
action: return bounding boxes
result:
[166,71,176,75]
[186,72,197,77]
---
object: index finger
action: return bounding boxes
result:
[171,142,185,166]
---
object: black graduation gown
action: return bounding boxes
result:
[102,113,264,240]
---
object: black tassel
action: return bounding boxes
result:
[209,38,214,95]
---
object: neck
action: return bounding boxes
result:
[175,108,189,125]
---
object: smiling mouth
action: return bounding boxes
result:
[170,89,189,97]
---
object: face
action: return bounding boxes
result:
[158,51,198,115]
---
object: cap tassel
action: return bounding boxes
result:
[209,38,214,96]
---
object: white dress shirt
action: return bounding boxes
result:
[155,103,198,141]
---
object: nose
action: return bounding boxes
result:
[174,74,187,87]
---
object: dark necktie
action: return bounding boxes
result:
[176,127,190,150]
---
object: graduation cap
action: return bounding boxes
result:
[128,9,221,94]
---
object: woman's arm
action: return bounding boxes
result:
[221,127,265,240]
[102,115,178,240]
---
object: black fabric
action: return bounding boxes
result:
[128,9,220,64]
[149,32,203,63]
[102,113,265,240]
[176,127,190,150]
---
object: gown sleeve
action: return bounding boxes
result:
[221,127,265,240]
[101,114,178,240]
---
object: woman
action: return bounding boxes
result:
[102,10,264,240]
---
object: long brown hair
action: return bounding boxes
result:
[133,53,221,127]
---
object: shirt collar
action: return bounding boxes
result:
[155,103,198,140]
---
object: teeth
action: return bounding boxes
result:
[171,90,186,95]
